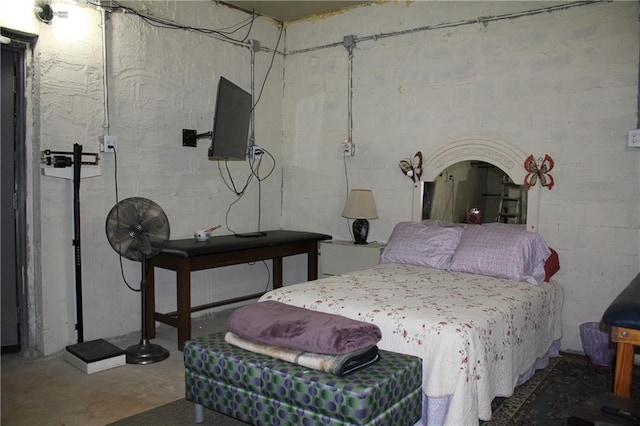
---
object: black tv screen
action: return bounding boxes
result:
[209,77,252,161]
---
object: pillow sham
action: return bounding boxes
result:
[381,221,463,270]
[448,225,551,284]
[544,248,560,282]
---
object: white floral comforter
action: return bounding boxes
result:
[259,263,563,426]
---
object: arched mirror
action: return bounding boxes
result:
[421,161,527,225]
[412,137,540,232]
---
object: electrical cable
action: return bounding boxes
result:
[249,147,276,232]
[112,150,140,293]
[218,147,276,233]
[346,42,354,145]
[286,1,595,56]
[223,187,247,235]
[343,153,353,240]
[246,259,272,294]
[101,8,109,135]
[106,1,258,44]
[261,260,271,292]
[219,21,280,233]
[343,38,355,240]
[97,8,140,293]
[250,24,283,112]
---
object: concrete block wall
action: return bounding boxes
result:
[282,1,640,352]
[2,0,284,355]
[2,0,639,356]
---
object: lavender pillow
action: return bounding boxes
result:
[448,225,551,284]
[380,221,464,270]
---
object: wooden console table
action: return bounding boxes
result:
[145,230,331,350]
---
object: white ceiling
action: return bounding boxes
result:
[222,1,369,22]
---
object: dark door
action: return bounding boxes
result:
[1,42,23,352]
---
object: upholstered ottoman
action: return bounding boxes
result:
[184,332,422,425]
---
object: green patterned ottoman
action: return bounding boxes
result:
[184,332,422,425]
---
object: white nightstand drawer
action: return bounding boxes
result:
[319,240,385,277]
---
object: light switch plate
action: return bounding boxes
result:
[628,129,640,148]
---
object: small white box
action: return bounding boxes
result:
[63,339,126,374]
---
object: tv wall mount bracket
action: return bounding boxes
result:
[182,129,212,147]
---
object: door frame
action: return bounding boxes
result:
[1,27,42,357]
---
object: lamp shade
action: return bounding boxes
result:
[342,189,378,220]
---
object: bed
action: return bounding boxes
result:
[259,221,562,425]
[257,138,563,425]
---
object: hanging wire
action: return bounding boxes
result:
[98,8,138,292]
[220,24,281,234]
[112,150,140,292]
[251,25,283,113]
[219,147,276,234]
[97,1,258,45]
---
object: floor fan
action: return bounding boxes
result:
[105,197,171,364]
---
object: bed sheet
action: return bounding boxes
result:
[259,263,563,425]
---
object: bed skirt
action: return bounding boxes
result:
[417,339,561,426]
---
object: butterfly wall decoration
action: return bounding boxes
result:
[524,154,555,190]
[398,151,423,183]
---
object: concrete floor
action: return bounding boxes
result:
[1,309,232,426]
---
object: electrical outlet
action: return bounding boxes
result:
[103,135,118,153]
[341,140,354,157]
[249,145,263,160]
[628,129,640,148]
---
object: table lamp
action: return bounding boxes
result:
[342,189,378,244]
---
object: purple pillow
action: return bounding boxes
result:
[448,225,551,284]
[381,221,464,270]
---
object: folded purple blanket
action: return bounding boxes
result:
[227,301,382,355]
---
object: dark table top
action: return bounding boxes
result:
[159,230,332,258]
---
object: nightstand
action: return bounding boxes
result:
[319,240,386,277]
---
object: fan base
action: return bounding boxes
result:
[125,341,170,365]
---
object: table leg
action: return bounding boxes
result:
[145,263,156,339]
[307,243,319,280]
[613,342,634,397]
[177,263,191,351]
[273,257,282,289]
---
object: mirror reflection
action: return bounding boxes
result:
[422,161,527,224]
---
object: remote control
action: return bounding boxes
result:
[601,405,640,423]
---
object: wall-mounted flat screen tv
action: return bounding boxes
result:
[208,76,252,161]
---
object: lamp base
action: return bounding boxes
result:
[352,218,370,244]
[125,339,170,365]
